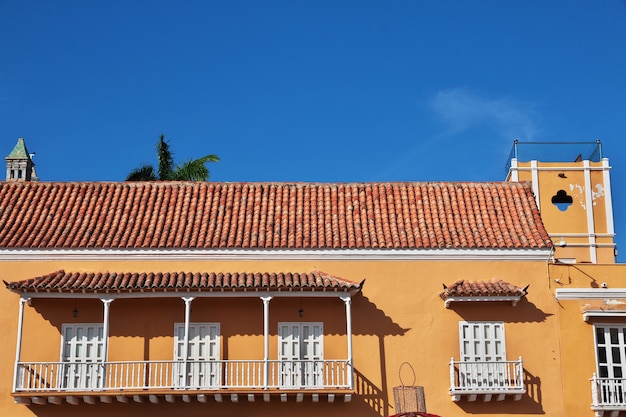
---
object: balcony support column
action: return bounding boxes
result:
[100,298,114,388]
[13,296,30,392]
[341,296,354,389]
[182,297,195,385]
[261,296,273,389]
[100,298,114,389]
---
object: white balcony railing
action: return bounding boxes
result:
[591,374,626,414]
[14,359,351,393]
[449,357,525,400]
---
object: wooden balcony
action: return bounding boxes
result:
[591,374,626,417]
[449,357,525,402]
[13,359,353,405]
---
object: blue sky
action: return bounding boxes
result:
[1,1,625,258]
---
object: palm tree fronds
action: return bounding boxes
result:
[174,159,210,181]
[126,135,219,181]
[126,164,158,181]
[155,134,175,180]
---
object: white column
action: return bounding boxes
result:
[584,160,597,263]
[182,297,195,386]
[530,160,540,208]
[100,298,114,389]
[341,296,354,389]
[261,296,272,389]
[101,299,114,359]
[602,158,615,236]
[509,158,519,182]
[13,296,30,392]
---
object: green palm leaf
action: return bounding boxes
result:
[174,155,220,181]
[156,134,175,180]
[126,136,219,181]
[126,164,157,181]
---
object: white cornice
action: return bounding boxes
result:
[556,288,626,300]
[583,310,626,322]
[0,248,552,262]
[514,165,610,171]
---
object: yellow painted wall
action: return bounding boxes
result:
[548,263,626,416]
[514,160,615,264]
[0,255,590,416]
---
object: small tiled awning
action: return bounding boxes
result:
[4,270,364,298]
[440,279,528,308]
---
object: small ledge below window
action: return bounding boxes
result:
[592,404,626,417]
[450,391,524,403]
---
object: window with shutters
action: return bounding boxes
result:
[450,321,525,401]
[592,325,626,410]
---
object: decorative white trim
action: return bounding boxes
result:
[514,165,609,172]
[531,160,540,209]
[0,248,553,262]
[583,310,626,322]
[556,288,626,301]
[602,158,615,236]
[553,242,616,249]
[444,296,522,308]
[549,232,615,238]
[584,160,598,264]
[509,158,519,182]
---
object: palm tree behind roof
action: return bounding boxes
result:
[126,135,219,181]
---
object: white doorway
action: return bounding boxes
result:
[174,323,220,388]
[60,324,104,390]
[278,322,323,388]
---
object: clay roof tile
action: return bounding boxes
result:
[0,181,551,251]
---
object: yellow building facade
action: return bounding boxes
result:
[0,140,624,417]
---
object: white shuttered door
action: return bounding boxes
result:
[174,323,220,388]
[459,321,506,362]
[459,321,507,387]
[278,322,323,388]
[61,324,104,390]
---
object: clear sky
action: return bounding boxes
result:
[1,1,625,258]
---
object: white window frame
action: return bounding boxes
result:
[592,324,626,408]
[173,322,221,389]
[594,324,626,380]
[278,322,324,388]
[459,321,507,362]
[60,323,105,390]
[457,321,508,389]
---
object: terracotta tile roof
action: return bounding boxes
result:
[0,181,551,250]
[440,279,529,307]
[441,279,528,297]
[4,270,363,294]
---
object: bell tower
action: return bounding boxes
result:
[506,140,615,264]
[5,138,38,182]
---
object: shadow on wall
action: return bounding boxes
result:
[447,298,552,323]
[453,369,544,414]
[355,367,388,416]
[21,396,388,417]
